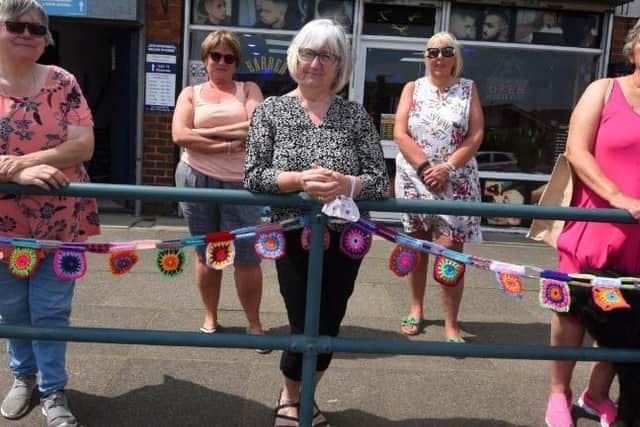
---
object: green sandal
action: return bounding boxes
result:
[401,316,424,336]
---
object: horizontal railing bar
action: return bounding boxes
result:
[1,325,638,363]
[0,183,635,223]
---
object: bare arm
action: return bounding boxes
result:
[565,78,640,218]
[393,81,429,169]
[171,86,241,154]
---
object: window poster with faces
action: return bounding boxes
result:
[450,3,602,48]
[237,0,314,31]
[192,0,235,25]
[362,3,435,38]
[314,0,354,33]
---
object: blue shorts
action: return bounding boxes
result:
[175,161,261,265]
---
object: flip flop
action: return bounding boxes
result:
[401,316,424,335]
[247,328,272,354]
[199,324,219,333]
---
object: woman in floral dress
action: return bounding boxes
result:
[393,31,484,340]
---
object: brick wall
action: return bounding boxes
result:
[143,0,183,213]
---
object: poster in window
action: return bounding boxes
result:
[237,0,313,30]
[314,0,353,33]
[482,180,527,227]
[449,6,481,40]
[362,4,435,37]
[515,9,601,47]
[479,7,515,42]
[192,0,235,26]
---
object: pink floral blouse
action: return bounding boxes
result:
[0,65,100,246]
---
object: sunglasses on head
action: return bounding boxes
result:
[2,21,47,37]
[425,47,455,58]
[209,51,236,65]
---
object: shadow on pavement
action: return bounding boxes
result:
[327,409,531,427]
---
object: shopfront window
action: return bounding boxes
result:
[363,3,436,37]
[450,3,603,48]
[462,46,598,174]
[190,0,354,32]
[188,31,295,97]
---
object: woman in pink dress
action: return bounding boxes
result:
[0,1,99,426]
[544,19,640,427]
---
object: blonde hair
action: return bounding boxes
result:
[426,31,463,78]
[287,19,352,94]
[0,0,53,46]
[200,29,241,65]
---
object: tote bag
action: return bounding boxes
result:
[526,154,573,248]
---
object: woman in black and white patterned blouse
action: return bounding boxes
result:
[245,19,388,427]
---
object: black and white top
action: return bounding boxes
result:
[245,95,389,222]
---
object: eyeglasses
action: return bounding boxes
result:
[298,48,338,65]
[209,51,236,65]
[2,21,47,37]
[425,47,455,59]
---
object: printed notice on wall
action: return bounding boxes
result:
[145,42,178,113]
[40,0,87,16]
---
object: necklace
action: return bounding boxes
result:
[0,68,37,98]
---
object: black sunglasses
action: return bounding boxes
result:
[425,47,455,58]
[2,21,47,37]
[209,51,236,65]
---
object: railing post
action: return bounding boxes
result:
[299,206,326,427]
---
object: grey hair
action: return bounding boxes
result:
[0,0,53,46]
[426,31,463,78]
[287,19,351,94]
[623,18,640,64]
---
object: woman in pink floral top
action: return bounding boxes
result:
[393,32,484,340]
[0,1,99,425]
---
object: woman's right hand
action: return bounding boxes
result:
[10,165,68,190]
[609,192,640,220]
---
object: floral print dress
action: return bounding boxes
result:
[0,65,100,253]
[395,77,481,243]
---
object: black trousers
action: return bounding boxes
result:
[276,228,362,381]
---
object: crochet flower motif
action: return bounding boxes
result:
[389,245,420,277]
[155,248,185,278]
[109,250,140,275]
[496,272,523,299]
[433,255,465,287]
[538,279,570,312]
[8,247,41,279]
[591,287,630,312]
[206,241,235,270]
[339,225,371,259]
[300,226,330,251]
[53,249,87,281]
[254,229,286,260]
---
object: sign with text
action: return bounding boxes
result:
[41,0,88,16]
[145,42,178,113]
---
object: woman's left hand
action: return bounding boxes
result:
[301,164,347,204]
[422,163,449,193]
[0,155,26,181]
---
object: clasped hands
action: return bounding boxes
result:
[0,155,68,190]
[300,163,349,204]
[419,162,449,194]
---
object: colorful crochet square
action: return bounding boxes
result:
[591,287,630,312]
[433,255,465,287]
[538,279,570,312]
[205,241,235,270]
[155,248,185,278]
[254,229,285,260]
[389,245,420,277]
[496,272,523,299]
[300,226,330,251]
[109,250,140,275]
[339,224,372,259]
[8,247,42,279]
[53,249,87,281]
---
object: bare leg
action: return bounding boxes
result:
[277,372,326,423]
[435,235,465,340]
[549,312,585,395]
[234,264,264,333]
[403,230,431,335]
[196,256,222,331]
[586,342,615,402]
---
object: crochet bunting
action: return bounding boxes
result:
[389,245,420,277]
[339,224,371,259]
[592,287,630,312]
[206,241,235,270]
[155,248,185,278]
[8,247,42,279]
[109,250,140,275]
[496,272,523,299]
[539,279,570,312]
[433,255,465,287]
[300,226,330,251]
[53,249,87,281]
[254,225,286,260]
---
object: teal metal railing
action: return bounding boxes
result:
[0,182,638,427]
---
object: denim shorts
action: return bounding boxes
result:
[175,161,261,265]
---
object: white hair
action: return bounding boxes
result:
[287,19,352,94]
[623,18,640,64]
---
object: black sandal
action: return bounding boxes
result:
[274,389,300,427]
[312,402,330,427]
